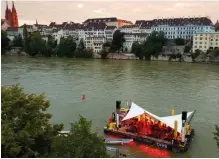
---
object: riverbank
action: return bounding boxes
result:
[3,49,219,65]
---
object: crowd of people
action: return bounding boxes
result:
[108,111,181,141]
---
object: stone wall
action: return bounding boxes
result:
[4,47,28,56]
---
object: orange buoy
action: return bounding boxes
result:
[82,94,86,100]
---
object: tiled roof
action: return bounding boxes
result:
[64,23,84,30]
[137,17,213,28]
[83,22,107,30]
[121,25,138,28]
[105,26,117,30]
[215,20,219,31]
[118,19,133,24]
[83,17,118,23]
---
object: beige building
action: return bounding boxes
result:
[85,36,106,53]
[192,32,219,53]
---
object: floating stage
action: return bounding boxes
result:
[104,101,196,153]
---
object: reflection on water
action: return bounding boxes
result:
[1,56,219,158]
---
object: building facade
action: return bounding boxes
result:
[136,17,215,40]
[192,32,219,53]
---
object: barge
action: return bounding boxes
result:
[104,101,196,153]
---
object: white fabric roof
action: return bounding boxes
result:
[159,111,195,133]
[121,102,195,133]
[122,102,160,121]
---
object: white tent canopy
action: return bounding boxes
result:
[122,102,160,121]
[121,102,195,133]
[159,111,195,133]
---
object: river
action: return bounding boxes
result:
[1,56,219,158]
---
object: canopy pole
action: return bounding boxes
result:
[172,109,175,116]
[187,110,196,125]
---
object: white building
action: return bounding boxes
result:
[85,36,106,53]
[123,33,148,52]
[136,17,215,40]
[192,32,219,53]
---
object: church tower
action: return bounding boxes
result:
[5,1,12,25]
[11,1,19,27]
[5,1,19,27]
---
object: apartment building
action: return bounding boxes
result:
[192,32,219,53]
[136,17,215,39]
[85,36,106,53]
[123,33,148,52]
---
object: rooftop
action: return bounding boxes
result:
[136,17,213,27]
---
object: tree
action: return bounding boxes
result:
[191,49,201,62]
[47,35,57,51]
[98,42,111,59]
[133,31,166,60]
[12,34,23,47]
[213,125,219,149]
[1,30,10,53]
[23,24,31,54]
[111,30,125,53]
[75,39,93,58]
[1,84,63,158]
[184,44,192,53]
[175,38,185,46]
[29,33,47,56]
[56,36,77,58]
[49,115,110,158]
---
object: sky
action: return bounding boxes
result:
[1,0,219,26]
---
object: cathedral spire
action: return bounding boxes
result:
[12,0,15,8]
[6,0,8,9]
[36,18,38,25]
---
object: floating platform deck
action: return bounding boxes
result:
[104,128,195,153]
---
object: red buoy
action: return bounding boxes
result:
[82,94,86,100]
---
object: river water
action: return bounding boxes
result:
[1,56,219,158]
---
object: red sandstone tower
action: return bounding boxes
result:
[5,1,19,27]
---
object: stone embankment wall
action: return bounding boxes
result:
[4,47,28,56]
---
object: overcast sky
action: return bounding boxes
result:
[1,0,219,26]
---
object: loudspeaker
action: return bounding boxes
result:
[116,101,121,110]
[182,111,187,121]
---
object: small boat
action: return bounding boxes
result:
[105,138,133,145]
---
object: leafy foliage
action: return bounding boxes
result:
[184,44,192,53]
[1,84,63,158]
[132,31,166,60]
[75,39,93,58]
[12,34,23,47]
[50,115,110,158]
[213,125,219,149]
[98,42,111,59]
[175,38,185,46]
[1,30,10,53]
[23,24,31,54]
[111,30,125,53]
[191,49,201,61]
[56,36,77,58]
[29,33,47,56]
